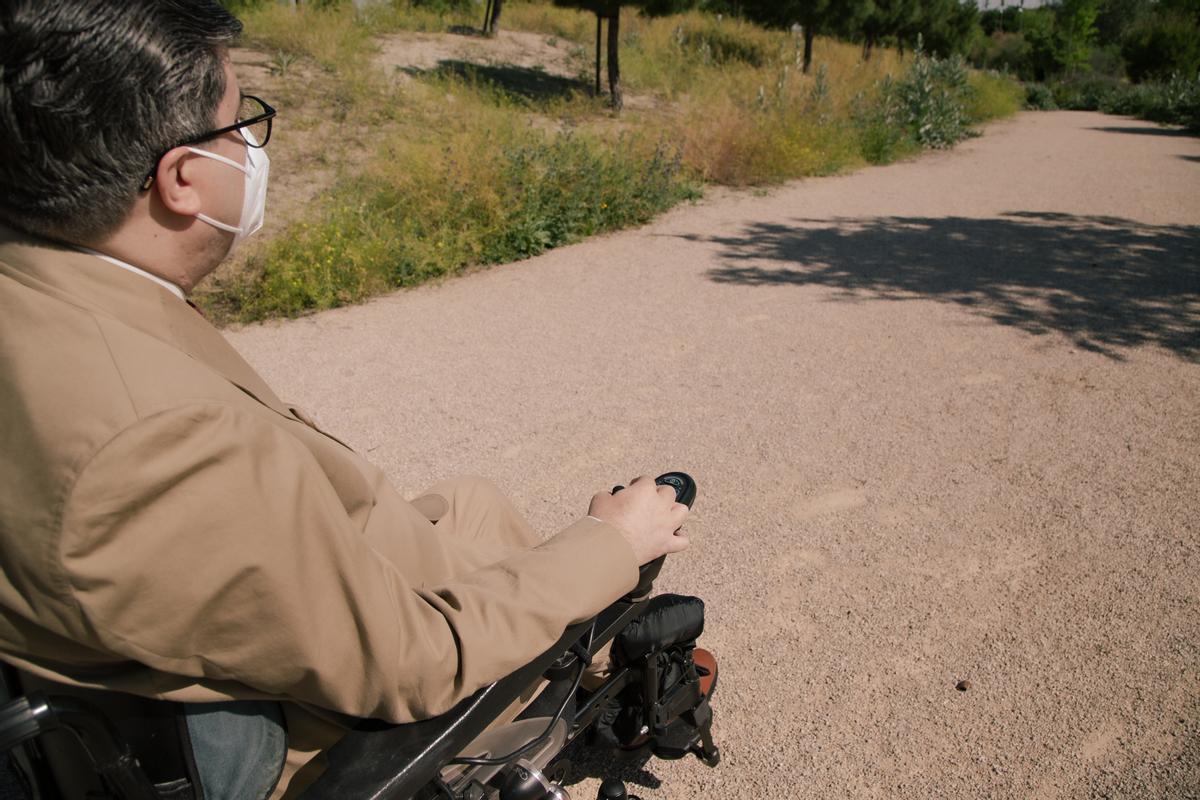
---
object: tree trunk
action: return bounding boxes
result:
[595,14,603,98]
[802,26,814,74]
[607,10,622,110]
[489,0,503,36]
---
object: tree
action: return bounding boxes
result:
[858,0,921,60]
[482,0,503,36]
[552,0,699,109]
[1095,0,1152,45]
[552,1,622,106]
[1055,0,1101,74]
[1122,7,1200,81]
[1018,7,1060,81]
[912,0,982,57]
[740,0,851,74]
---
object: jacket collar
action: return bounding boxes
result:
[0,224,290,417]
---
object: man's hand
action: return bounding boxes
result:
[589,475,691,566]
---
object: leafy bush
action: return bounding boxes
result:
[886,47,973,149]
[1025,82,1058,110]
[1122,10,1200,83]
[221,122,698,320]
[851,49,1017,163]
[853,84,917,165]
[971,31,1035,78]
[1031,72,1200,130]
[1088,43,1126,78]
[1122,73,1200,128]
[1050,72,1124,109]
[674,24,767,67]
[408,0,475,11]
[966,70,1026,121]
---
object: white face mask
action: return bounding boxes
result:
[185,128,270,249]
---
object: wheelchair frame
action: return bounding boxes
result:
[0,588,718,800]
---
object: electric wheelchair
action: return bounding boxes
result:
[0,474,719,800]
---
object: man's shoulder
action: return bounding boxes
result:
[0,268,263,524]
[1,264,139,453]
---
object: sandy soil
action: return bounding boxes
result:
[377,28,587,78]
[226,111,1200,799]
[375,27,656,111]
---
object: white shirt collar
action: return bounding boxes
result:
[76,247,186,301]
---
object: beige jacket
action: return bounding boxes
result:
[0,225,638,733]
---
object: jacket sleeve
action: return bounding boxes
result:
[57,402,640,723]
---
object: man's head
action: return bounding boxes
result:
[0,0,243,254]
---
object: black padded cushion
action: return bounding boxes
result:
[616,595,705,662]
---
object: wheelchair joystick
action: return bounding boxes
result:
[615,472,697,599]
[610,472,697,508]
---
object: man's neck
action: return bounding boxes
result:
[74,246,186,300]
[79,205,225,295]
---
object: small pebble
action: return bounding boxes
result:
[956,680,972,692]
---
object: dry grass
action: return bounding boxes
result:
[200,1,1020,322]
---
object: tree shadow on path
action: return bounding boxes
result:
[699,212,1200,361]
[401,61,588,105]
[1090,125,1197,139]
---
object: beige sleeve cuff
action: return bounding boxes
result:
[535,516,641,622]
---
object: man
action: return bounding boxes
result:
[0,1,692,795]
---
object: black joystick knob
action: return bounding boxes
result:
[610,472,697,508]
[617,472,697,599]
[598,779,628,800]
[654,471,696,508]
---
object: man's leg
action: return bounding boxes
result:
[412,477,614,729]
[412,475,541,557]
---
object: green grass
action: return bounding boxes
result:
[204,1,1022,323]
[966,70,1026,123]
[1024,73,1200,131]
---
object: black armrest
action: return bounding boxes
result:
[299,621,593,800]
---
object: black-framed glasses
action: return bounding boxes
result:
[140,95,276,191]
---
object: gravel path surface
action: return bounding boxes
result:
[227,111,1200,799]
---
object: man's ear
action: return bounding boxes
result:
[152,147,204,217]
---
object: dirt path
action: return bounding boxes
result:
[227,111,1200,799]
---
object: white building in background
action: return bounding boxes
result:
[973,0,1055,8]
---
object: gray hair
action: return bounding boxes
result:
[0,0,243,243]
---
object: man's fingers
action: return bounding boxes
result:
[592,476,694,565]
[665,530,690,554]
[628,474,657,492]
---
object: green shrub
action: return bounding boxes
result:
[673,22,769,67]
[854,84,917,164]
[221,129,698,320]
[1031,72,1200,130]
[1133,73,1200,128]
[887,47,973,149]
[1123,10,1200,83]
[1050,72,1123,109]
[850,49,1007,163]
[1024,82,1056,109]
[408,0,475,12]
[1088,43,1126,78]
[972,31,1035,78]
[966,70,1025,121]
